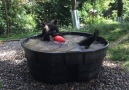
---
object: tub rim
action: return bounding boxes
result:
[21,32,109,54]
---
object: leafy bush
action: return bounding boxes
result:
[34,0,71,30]
[123,0,129,22]
[124,61,129,71]
[0,1,6,35]
[0,0,36,36]
[78,0,112,24]
[8,1,36,33]
[78,0,129,24]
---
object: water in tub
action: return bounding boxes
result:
[24,35,105,53]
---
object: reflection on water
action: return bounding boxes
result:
[24,35,105,53]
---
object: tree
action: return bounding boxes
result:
[1,0,10,36]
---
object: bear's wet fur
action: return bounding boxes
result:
[41,20,63,41]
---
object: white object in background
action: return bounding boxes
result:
[71,10,80,29]
[117,17,122,23]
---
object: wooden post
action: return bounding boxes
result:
[71,0,76,10]
[2,0,10,36]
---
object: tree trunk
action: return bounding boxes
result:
[2,0,10,36]
[71,0,76,10]
[117,0,123,22]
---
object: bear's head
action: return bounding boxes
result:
[42,20,59,33]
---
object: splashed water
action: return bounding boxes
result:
[24,35,105,53]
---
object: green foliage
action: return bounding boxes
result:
[34,0,71,30]
[0,1,6,35]
[78,2,92,23]
[123,0,129,22]
[124,61,129,71]
[0,0,36,36]
[78,0,114,24]
[8,0,36,33]
[78,0,129,24]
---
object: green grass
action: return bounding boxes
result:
[0,31,40,41]
[124,61,129,71]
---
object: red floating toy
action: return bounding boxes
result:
[53,35,66,42]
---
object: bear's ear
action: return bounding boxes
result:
[50,19,57,25]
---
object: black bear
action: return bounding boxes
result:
[78,29,99,49]
[41,20,58,41]
[41,20,63,41]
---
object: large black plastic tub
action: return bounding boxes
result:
[21,32,109,84]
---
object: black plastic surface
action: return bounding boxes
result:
[21,32,109,84]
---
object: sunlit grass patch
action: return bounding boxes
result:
[108,43,129,61]
[124,61,129,71]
